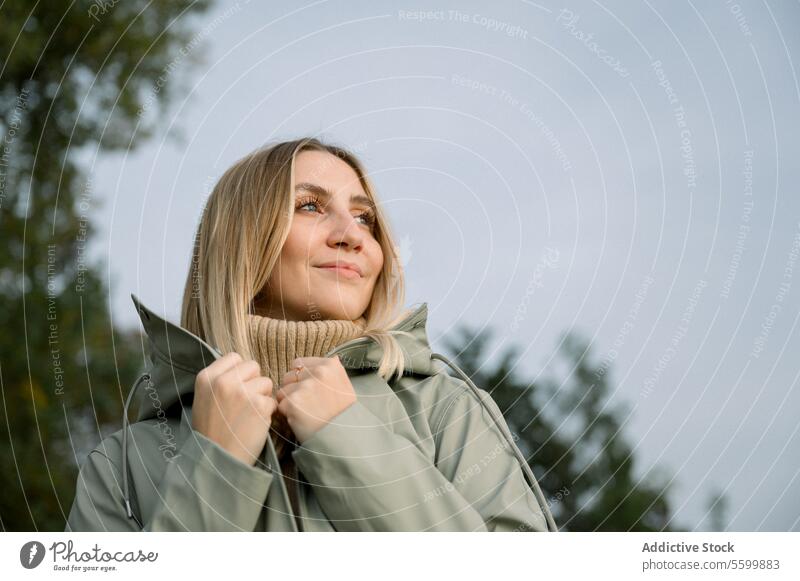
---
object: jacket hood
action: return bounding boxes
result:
[129,293,438,424]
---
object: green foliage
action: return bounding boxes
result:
[442,325,719,531]
[0,0,211,531]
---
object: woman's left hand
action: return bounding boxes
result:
[276,356,357,444]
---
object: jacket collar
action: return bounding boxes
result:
[130,293,437,422]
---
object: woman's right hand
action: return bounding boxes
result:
[191,352,276,467]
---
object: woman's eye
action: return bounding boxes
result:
[356,212,376,227]
[296,196,321,213]
[296,195,374,229]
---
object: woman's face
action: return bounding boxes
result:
[255,150,384,321]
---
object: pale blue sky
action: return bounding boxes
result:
[85,0,800,531]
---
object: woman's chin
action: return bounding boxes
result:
[310,300,362,321]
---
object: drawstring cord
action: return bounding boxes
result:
[121,372,149,527]
[120,370,294,530]
[429,352,559,532]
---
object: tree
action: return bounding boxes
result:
[0,0,212,531]
[705,487,729,532]
[442,325,715,531]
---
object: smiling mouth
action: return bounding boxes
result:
[314,266,362,280]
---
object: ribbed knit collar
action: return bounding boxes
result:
[246,314,367,388]
[245,312,367,461]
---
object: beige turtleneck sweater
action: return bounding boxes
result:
[246,312,366,526]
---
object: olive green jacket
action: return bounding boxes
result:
[65,295,557,532]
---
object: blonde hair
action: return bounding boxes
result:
[181,138,413,383]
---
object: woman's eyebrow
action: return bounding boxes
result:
[294,182,375,210]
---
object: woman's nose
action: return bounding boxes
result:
[326,212,364,250]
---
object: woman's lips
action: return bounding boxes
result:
[314,266,361,280]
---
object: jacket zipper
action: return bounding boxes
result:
[263,435,299,532]
[287,446,304,532]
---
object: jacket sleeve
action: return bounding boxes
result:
[291,385,548,532]
[65,429,273,532]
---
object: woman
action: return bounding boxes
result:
[65,138,558,532]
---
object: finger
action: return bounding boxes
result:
[246,387,276,422]
[289,356,328,369]
[275,380,301,402]
[220,359,262,386]
[277,395,290,417]
[287,357,334,384]
[281,365,307,387]
[198,352,243,385]
[245,376,273,397]
[260,397,278,422]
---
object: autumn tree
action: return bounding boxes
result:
[0,0,212,530]
[442,326,712,531]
